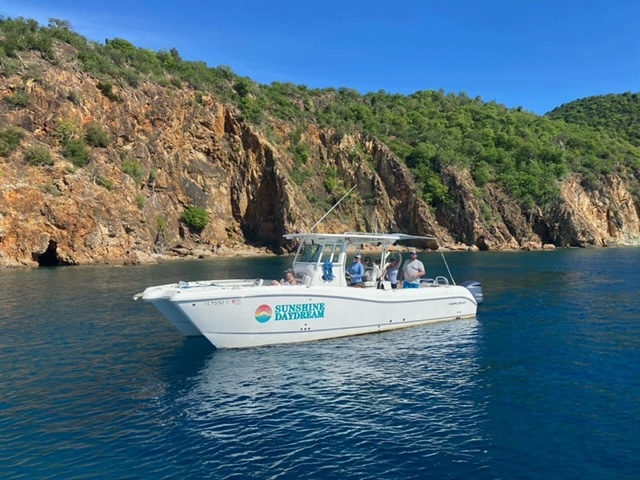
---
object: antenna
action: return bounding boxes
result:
[309,185,357,232]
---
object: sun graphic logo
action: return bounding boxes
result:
[254,304,273,323]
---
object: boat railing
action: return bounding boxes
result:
[420,276,450,286]
[434,276,450,285]
[177,279,264,289]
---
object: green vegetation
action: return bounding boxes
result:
[95,175,114,190]
[3,88,30,108]
[97,81,120,101]
[181,205,209,232]
[66,89,82,105]
[547,92,640,147]
[41,183,62,196]
[62,139,91,167]
[1,16,639,212]
[122,158,144,183]
[54,118,81,146]
[156,216,168,231]
[324,165,347,201]
[135,194,147,208]
[24,145,54,166]
[0,17,55,59]
[289,165,313,186]
[84,123,110,147]
[0,126,24,156]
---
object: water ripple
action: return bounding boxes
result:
[2,250,640,479]
[166,320,487,479]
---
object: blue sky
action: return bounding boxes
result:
[1,0,638,114]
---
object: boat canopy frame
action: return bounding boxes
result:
[284,232,442,287]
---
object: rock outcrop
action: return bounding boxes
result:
[1,52,639,267]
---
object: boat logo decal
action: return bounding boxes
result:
[255,305,273,323]
[254,303,327,323]
[274,303,325,321]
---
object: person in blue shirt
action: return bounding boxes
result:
[347,254,365,287]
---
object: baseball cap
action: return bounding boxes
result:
[409,250,417,256]
[355,254,361,258]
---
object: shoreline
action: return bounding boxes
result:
[19,240,640,270]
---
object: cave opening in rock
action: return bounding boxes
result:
[33,240,70,267]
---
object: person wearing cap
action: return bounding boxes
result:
[347,254,365,287]
[400,250,425,288]
[272,269,298,286]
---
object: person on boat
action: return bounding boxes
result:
[272,269,298,286]
[401,250,425,289]
[362,256,376,283]
[373,259,382,281]
[347,254,365,287]
[381,255,401,289]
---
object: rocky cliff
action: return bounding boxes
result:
[1,51,639,267]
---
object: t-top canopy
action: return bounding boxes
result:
[283,232,437,247]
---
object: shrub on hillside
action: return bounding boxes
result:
[95,175,114,190]
[3,89,30,109]
[62,139,91,167]
[97,81,120,101]
[84,123,110,147]
[0,126,24,156]
[24,145,54,166]
[180,206,209,232]
[54,118,81,146]
[122,158,144,183]
[66,90,82,106]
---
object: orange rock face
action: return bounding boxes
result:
[1,52,638,267]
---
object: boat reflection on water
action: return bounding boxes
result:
[174,319,489,477]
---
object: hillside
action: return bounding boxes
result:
[547,92,640,147]
[1,17,640,267]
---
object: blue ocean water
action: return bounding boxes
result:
[1,248,639,479]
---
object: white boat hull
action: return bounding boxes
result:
[170,284,477,348]
[134,232,483,348]
[135,279,265,337]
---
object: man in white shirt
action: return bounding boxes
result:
[401,250,425,288]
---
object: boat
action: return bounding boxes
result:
[134,232,483,349]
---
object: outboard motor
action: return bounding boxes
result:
[460,280,483,305]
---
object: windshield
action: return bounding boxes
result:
[297,242,343,263]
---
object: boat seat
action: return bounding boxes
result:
[362,267,380,288]
[296,274,312,285]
